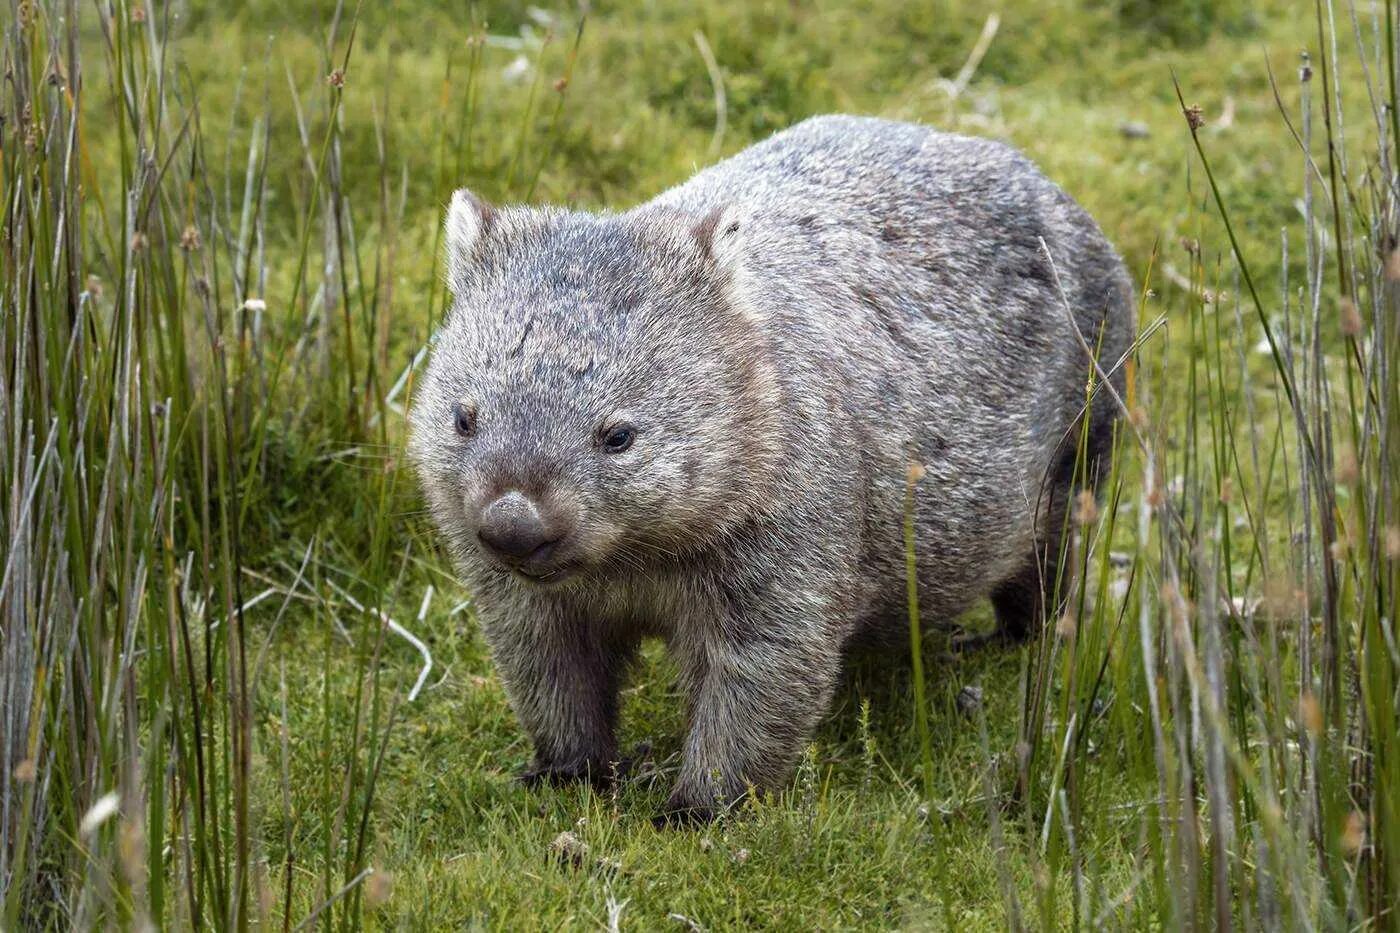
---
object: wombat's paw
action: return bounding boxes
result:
[651,801,716,830]
[517,757,615,791]
[951,627,1023,653]
[652,785,728,829]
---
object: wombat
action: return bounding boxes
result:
[410,114,1134,824]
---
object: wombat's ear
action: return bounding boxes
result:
[444,188,495,294]
[690,205,744,269]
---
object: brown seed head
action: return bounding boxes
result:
[1055,613,1077,639]
[119,818,145,884]
[1145,487,1164,510]
[553,76,569,93]
[131,4,146,22]
[1160,581,1194,629]
[1299,692,1323,737]
[1333,446,1358,486]
[1339,296,1363,337]
[365,869,393,908]
[1341,811,1366,857]
[1385,525,1400,559]
[327,69,346,88]
[14,759,36,782]
[906,461,927,484]
[1183,104,1205,131]
[179,224,201,251]
[129,231,149,253]
[1073,489,1098,526]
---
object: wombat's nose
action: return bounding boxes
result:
[477,491,557,563]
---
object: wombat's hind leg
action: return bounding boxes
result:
[950,562,1049,651]
[984,408,1117,645]
[988,558,1051,644]
[985,527,1073,645]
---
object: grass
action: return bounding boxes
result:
[2,0,1397,928]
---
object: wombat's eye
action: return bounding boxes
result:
[452,402,477,438]
[600,423,635,453]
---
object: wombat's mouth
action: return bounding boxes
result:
[513,563,577,585]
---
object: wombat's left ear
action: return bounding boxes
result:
[690,205,744,268]
[444,188,495,293]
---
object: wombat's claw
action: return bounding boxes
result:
[517,759,613,791]
[515,763,557,788]
[951,629,1016,652]
[652,803,716,830]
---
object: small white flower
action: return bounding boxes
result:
[503,55,531,83]
[80,792,120,836]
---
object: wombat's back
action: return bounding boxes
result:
[644,115,1134,627]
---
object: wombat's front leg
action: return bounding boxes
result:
[660,603,843,825]
[481,606,632,790]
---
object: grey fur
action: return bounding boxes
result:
[410,115,1134,822]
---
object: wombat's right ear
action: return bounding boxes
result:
[444,188,495,294]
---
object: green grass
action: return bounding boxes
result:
[3,0,1397,929]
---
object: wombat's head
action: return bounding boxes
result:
[409,190,781,587]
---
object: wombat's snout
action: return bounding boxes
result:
[475,491,574,579]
